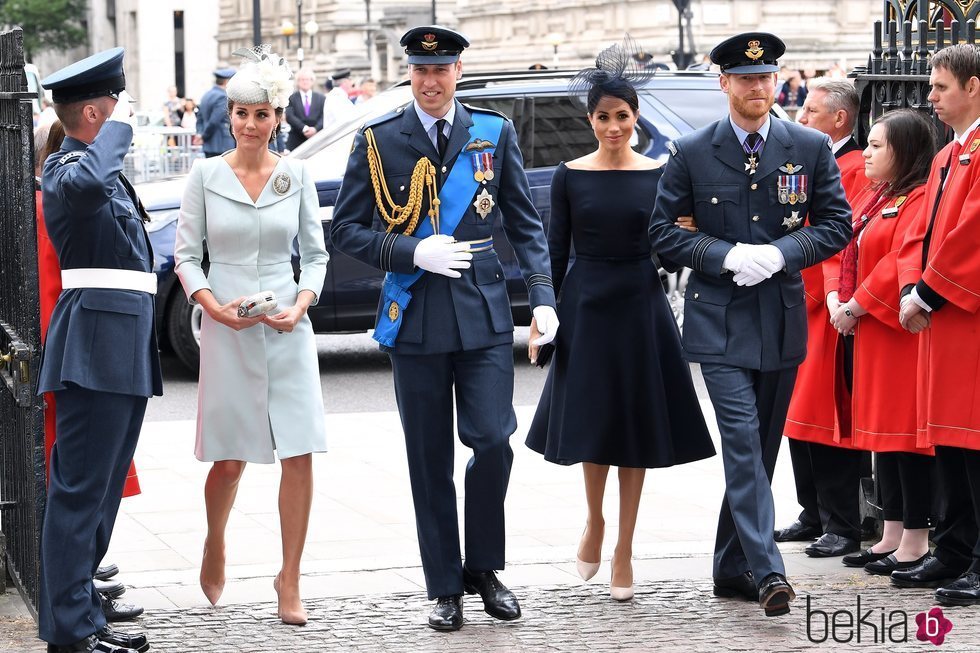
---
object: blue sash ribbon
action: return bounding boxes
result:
[373,111,505,348]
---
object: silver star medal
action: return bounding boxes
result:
[782,210,802,231]
[473,188,495,219]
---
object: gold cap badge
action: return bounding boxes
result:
[745,40,764,60]
[421,33,438,51]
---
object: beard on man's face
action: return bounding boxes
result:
[730,92,774,120]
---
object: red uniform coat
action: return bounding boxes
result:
[784,142,866,445]
[839,186,933,453]
[36,189,141,496]
[898,127,980,451]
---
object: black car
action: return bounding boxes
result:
[142,69,738,371]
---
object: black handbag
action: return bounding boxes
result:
[534,342,555,368]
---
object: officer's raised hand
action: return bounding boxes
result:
[413,234,473,278]
[108,90,136,125]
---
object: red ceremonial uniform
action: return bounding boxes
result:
[898,125,980,451]
[784,143,866,445]
[36,189,141,496]
[841,186,933,453]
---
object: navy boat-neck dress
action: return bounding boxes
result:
[526,163,716,468]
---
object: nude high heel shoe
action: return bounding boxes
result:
[274,573,308,626]
[200,540,225,606]
[576,523,603,581]
[609,555,634,601]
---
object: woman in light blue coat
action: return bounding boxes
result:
[174,47,327,625]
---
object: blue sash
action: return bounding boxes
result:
[373,111,505,348]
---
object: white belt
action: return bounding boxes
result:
[61,268,157,295]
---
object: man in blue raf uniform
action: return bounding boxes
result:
[649,32,851,617]
[38,48,162,653]
[331,25,559,631]
[196,67,236,157]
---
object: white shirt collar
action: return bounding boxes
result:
[729,115,771,147]
[955,115,980,144]
[414,101,455,147]
[831,136,852,154]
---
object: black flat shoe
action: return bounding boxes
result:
[713,571,757,601]
[94,578,126,599]
[428,595,463,631]
[100,595,144,622]
[96,626,149,653]
[462,566,521,621]
[95,564,120,581]
[936,572,980,606]
[47,634,141,653]
[891,555,965,588]
[866,552,931,576]
[842,547,896,568]
[758,573,795,617]
[805,533,861,558]
[773,520,821,543]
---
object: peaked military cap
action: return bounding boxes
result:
[332,68,351,81]
[214,68,236,80]
[400,25,470,65]
[710,32,785,75]
[42,47,126,104]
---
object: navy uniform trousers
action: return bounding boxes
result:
[390,343,517,599]
[39,387,146,644]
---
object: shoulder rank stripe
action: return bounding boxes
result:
[58,151,85,165]
[788,230,816,268]
[666,141,678,156]
[381,232,399,271]
[526,273,553,289]
[692,235,718,271]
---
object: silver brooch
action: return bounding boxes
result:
[272,172,291,195]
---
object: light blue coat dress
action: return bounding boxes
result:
[174,155,328,462]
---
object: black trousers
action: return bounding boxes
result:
[788,438,865,541]
[877,451,935,529]
[932,445,980,572]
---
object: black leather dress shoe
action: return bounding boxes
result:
[100,595,144,622]
[758,573,795,617]
[936,572,980,606]
[462,566,521,621]
[842,547,896,568]
[94,578,126,599]
[95,564,120,581]
[805,533,861,558]
[773,520,821,543]
[428,595,463,631]
[891,555,966,588]
[713,571,757,601]
[97,626,149,653]
[865,552,931,576]
[47,635,141,653]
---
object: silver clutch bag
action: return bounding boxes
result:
[237,291,278,318]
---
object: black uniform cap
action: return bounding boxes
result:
[332,68,351,81]
[400,25,469,65]
[710,32,785,75]
[41,47,126,104]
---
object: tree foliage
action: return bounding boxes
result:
[0,0,88,61]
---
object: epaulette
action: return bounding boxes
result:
[58,151,85,165]
[462,103,507,119]
[361,107,404,132]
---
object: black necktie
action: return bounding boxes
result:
[745,131,762,153]
[435,119,448,158]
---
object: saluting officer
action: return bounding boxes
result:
[37,49,162,653]
[331,26,558,631]
[648,33,851,617]
[196,67,236,157]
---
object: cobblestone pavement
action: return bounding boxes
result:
[6,572,979,652]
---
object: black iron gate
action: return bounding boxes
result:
[851,0,980,146]
[0,27,45,617]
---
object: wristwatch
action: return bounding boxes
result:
[844,307,854,318]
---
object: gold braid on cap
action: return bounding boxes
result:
[364,128,441,235]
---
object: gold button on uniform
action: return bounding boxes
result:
[752,215,760,222]
[751,183,758,190]
[711,197,718,205]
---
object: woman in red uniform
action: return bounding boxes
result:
[827,109,936,573]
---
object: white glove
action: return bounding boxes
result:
[732,267,769,286]
[532,305,559,346]
[723,243,770,278]
[108,91,136,125]
[412,234,472,278]
[749,244,786,274]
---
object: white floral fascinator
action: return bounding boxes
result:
[226,45,293,109]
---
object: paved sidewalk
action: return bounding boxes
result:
[5,366,980,651]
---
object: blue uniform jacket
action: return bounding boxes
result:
[331,100,556,355]
[649,117,852,371]
[197,84,235,155]
[38,121,163,397]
